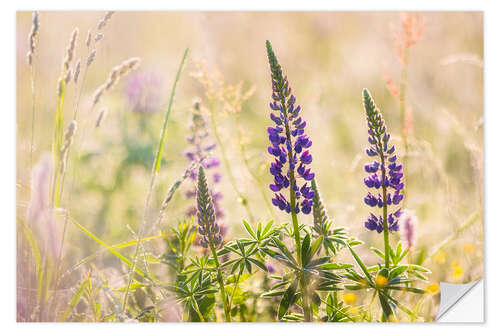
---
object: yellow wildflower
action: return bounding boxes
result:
[375,275,388,288]
[426,283,440,294]
[464,243,475,254]
[343,293,356,305]
[433,251,446,264]
[451,261,463,280]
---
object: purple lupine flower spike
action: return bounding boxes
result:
[185,100,225,224]
[362,89,404,233]
[266,41,315,215]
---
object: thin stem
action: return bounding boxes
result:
[208,101,255,222]
[29,63,36,173]
[191,297,206,322]
[228,266,243,312]
[208,238,231,322]
[236,120,277,221]
[277,95,311,322]
[400,46,410,206]
[121,173,156,312]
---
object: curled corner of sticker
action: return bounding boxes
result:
[437,278,483,322]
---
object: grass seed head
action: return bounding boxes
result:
[27,11,40,65]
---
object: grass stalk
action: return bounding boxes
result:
[121,48,189,313]
[400,46,410,206]
[29,63,37,172]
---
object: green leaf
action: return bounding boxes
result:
[316,263,353,270]
[389,265,408,280]
[326,293,334,317]
[306,256,330,268]
[19,219,41,275]
[272,237,297,265]
[409,264,431,273]
[248,258,268,272]
[262,220,274,238]
[347,244,373,283]
[115,282,147,292]
[278,280,298,320]
[236,239,246,256]
[61,279,90,321]
[262,290,286,297]
[301,233,311,267]
[309,236,323,259]
[244,259,252,273]
[242,220,256,239]
[386,286,426,294]
[370,247,385,260]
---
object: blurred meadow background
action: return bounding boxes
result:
[16,11,483,322]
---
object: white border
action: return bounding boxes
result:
[2,0,498,332]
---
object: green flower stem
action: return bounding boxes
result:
[208,101,255,222]
[377,139,392,320]
[208,237,231,322]
[279,96,312,322]
[191,297,206,322]
[378,292,394,322]
[377,139,390,269]
[228,266,243,312]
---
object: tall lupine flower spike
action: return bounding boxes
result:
[266,40,315,215]
[362,88,404,236]
[196,166,223,248]
[185,100,225,224]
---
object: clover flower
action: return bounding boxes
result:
[362,89,404,233]
[196,166,223,248]
[184,100,225,222]
[266,40,315,215]
[125,71,164,113]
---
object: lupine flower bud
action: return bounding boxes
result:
[362,89,404,233]
[311,179,328,231]
[196,166,223,248]
[266,40,315,215]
